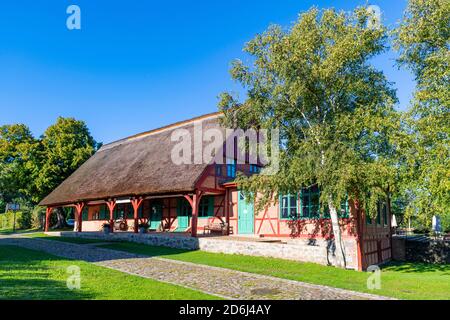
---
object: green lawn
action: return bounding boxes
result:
[99,242,449,300]
[0,245,219,300]
[26,233,108,244]
[25,234,450,300]
[0,228,39,235]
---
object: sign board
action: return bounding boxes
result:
[6,203,20,211]
[116,198,131,204]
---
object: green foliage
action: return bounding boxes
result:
[0,117,98,208]
[31,206,46,230]
[395,0,450,223]
[219,6,400,218]
[0,124,38,203]
[0,211,32,230]
[33,117,99,203]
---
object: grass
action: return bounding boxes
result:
[0,228,39,235]
[0,245,219,300]
[25,234,450,300]
[26,233,108,244]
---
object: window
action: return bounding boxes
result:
[366,212,372,225]
[376,203,382,225]
[340,200,350,218]
[300,186,321,219]
[322,201,349,219]
[280,194,298,220]
[226,158,236,178]
[138,204,144,219]
[280,186,349,220]
[215,164,222,177]
[114,204,131,220]
[99,205,108,220]
[199,196,215,218]
[178,199,192,216]
[250,164,260,174]
[82,208,88,221]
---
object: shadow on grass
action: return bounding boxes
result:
[0,236,197,264]
[0,245,93,300]
[0,278,93,300]
[0,229,40,235]
[383,261,450,275]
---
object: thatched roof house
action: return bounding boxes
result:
[39,111,392,271]
[40,112,223,207]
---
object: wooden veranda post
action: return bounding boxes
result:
[131,197,144,233]
[74,202,85,233]
[106,199,117,233]
[185,190,204,238]
[45,207,53,232]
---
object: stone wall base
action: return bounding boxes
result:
[199,238,358,269]
[47,232,358,269]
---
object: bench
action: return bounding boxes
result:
[204,222,231,236]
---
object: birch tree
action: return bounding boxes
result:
[219,7,399,268]
[395,0,450,227]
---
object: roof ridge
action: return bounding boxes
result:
[99,111,222,152]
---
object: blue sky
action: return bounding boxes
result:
[0,0,415,144]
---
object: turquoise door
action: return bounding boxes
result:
[150,201,163,230]
[238,191,254,234]
[177,199,191,230]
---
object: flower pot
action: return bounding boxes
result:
[103,226,111,235]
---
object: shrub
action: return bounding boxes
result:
[0,210,32,230]
[31,206,46,230]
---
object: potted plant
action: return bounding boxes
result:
[102,223,111,235]
[138,222,149,234]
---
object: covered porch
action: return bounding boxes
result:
[44,188,233,238]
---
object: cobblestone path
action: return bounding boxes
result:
[0,235,391,300]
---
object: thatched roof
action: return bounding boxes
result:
[39,112,222,207]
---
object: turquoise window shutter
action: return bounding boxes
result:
[99,206,105,220]
[176,199,181,215]
[138,205,143,218]
[82,208,88,221]
[208,196,215,217]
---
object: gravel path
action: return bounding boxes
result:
[0,235,391,300]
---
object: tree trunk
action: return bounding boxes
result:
[54,207,67,229]
[328,200,347,268]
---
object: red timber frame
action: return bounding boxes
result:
[131,197,144,233]
[45,207,53,232]
[74,202,85,232]
[183,190,204,237]
[354,200,366,271]
[44,203,85,233]
[106,199,117,233]
[207,196,226,224]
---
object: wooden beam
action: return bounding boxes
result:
[74,202,85,232]
[131,197,144,234]
[106,199,117,233]
[45,207,53,232]
[187,190,204,238]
